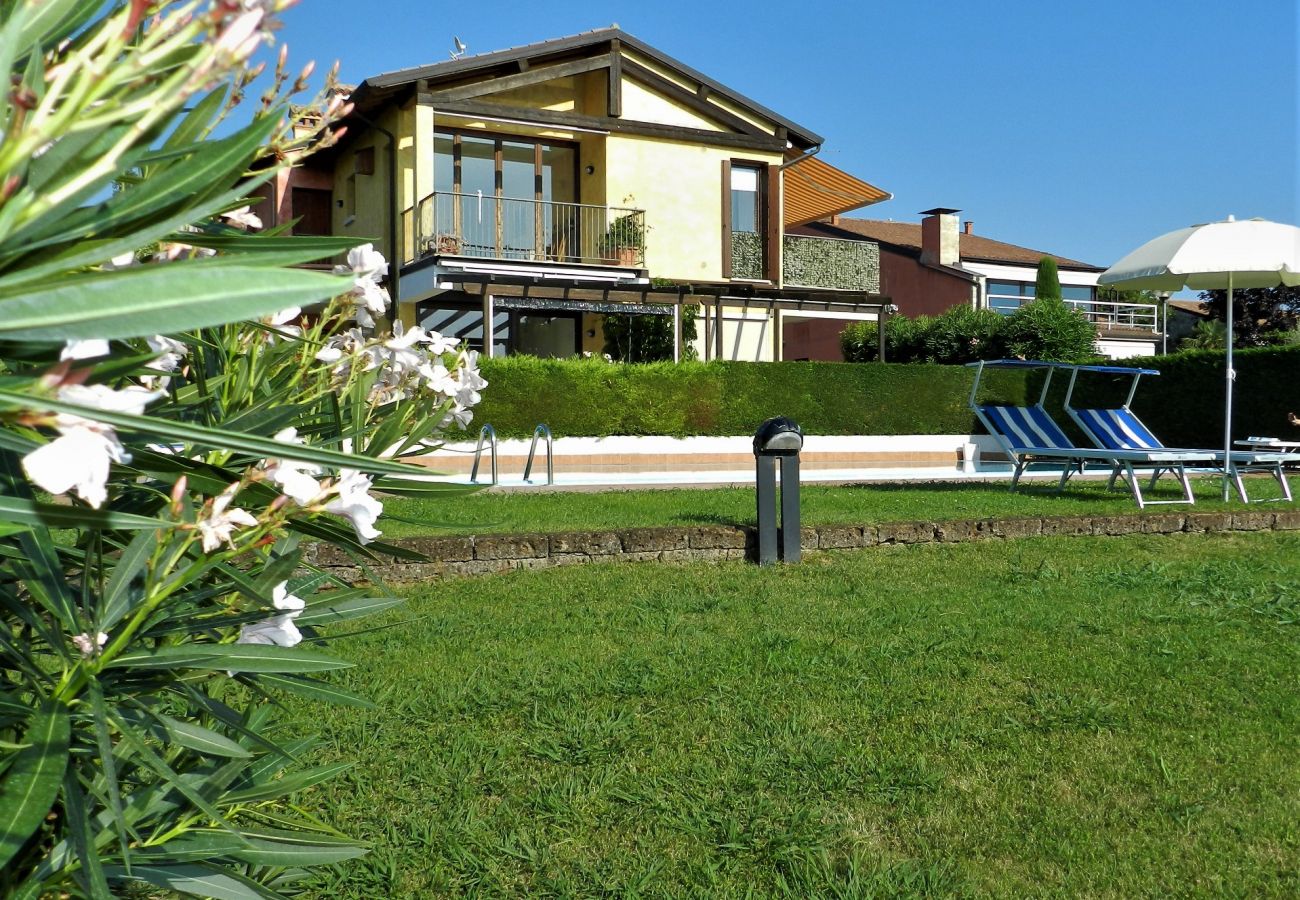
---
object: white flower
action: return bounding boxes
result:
[263,306,302,342]
[262,427,323,505]
[423,329,460,356]
[102,252,137,271]
[334,244,390,328]
[323,468,382,544]
[140,334,189,388]
[336,243,388,282]
[196,482,259,552]
[236,581,306,648]
[71,631,108,658]
[21,384,163,508]
[220,205,262,229]
[60,339,110,361]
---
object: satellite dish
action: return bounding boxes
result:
[451,36,467,59]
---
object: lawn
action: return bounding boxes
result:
[378,476,1258,538]
[289,531,1300,897]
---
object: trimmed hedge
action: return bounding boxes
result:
[472,357,1028,438]
[469,347,1300,444]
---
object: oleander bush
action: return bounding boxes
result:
[0,2,483,896]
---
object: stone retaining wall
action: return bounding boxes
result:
[304,509,1300,584]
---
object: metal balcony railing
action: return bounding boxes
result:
[990,296,1160,332]
[402,191,645,269]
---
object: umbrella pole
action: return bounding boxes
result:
[1222,273,1234,502]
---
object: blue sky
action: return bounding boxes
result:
[272,0,1297,270]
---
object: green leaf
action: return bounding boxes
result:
[252,673,375,708]
[0,495,170,531]
[226,827,367,867]
[0,263,350,341]
[102,529,155,629]
[60,770,113,899]
[0,388,430,477]
[151,714,252,759]
[295,594,403,626]
[103,863,285,900]
[109,643,354,674]
[221,761,352,804]
[0,699,70,871]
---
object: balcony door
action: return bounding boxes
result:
[433,130,577,261]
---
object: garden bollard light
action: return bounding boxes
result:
[753,416,803,565]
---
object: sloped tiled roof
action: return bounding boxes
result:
[791,218,1103,272]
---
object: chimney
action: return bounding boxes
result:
[919,207,961,267]
[964,220,973,235]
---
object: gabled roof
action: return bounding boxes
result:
[790,218,1103,272]
[349,27,823,149]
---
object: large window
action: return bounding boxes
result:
[987,279,1094,315]
[430,130,577,260]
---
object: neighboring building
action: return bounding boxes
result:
[792,209,1164,359]
[257,28,893,361]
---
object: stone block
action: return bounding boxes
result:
[1138,513,1185,534]
[1040,516,1093,536]
[1273,509,1300,531]
[800,527,819,551]
[474,534,548,560]
[549,531,622,556]
[1230,511,1274,532]
[816,525,865,549]
[621,528,690,553]
[1183,513,1232,533]
[687,526,749,550]
[399,535,474,561]
[992,517,1042,539]
[937,519,995,543]
[1092,516,1141,536]
[876,521,936,544]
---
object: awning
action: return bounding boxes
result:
[783,155,890,228]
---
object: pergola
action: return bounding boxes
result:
[443,273,893,362]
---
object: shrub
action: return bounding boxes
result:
[840,315,930,363]
[1001,297,1097,362]
[602,304,699,362]
[0,3,482,895]
[922,306,1007,364]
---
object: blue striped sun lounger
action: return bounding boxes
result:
[966,360,1216,509]
[1069,406,1293,503]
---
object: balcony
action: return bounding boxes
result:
[403,191,645,270]
[991,296,1159,332]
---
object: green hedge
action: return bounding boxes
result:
[470,347,1300,444]
[473,357,1026,438]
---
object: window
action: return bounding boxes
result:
[987,280,1032,315]
[729,165,761,234]
[723,160,768,280]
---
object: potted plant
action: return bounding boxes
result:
[602,212,645,267]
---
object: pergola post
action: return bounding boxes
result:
[672,298,683,363]
[482,292,495,358]
[877,303,888,363]
[715,297,725,361]
[770,302,781,362]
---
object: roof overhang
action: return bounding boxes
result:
[783,156,891,228]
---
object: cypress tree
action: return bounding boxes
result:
[1035,256,1062,301]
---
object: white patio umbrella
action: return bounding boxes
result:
[1099,216,1300,499]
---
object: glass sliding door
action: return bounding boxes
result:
[431,129,578,262]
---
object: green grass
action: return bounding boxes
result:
[289,531,1300,897]
[378,477,1259,538]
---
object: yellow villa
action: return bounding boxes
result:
[262,27,893,361]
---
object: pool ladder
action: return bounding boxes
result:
[469,424,553,486]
